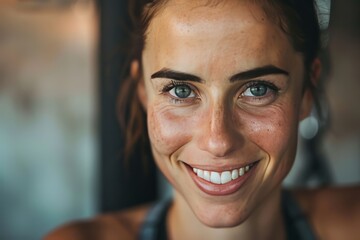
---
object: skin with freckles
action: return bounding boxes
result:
[139,0,311,233]
[44,1,360,240]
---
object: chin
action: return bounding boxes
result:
[192,202,251,228]
[198,213,249,228]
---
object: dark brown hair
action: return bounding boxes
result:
[118,0,322,163]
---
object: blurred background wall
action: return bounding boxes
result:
[0,1,98,239]
[285,0,360,187]
[0,0,359,239]
[322,0,360,184]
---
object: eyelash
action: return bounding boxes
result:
[161,80,198,104]
[243,80,279,92]
[161,80,280,105]
[239,80,280,104]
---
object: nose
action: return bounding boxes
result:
[197,103,243,158]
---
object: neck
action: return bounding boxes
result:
[168,188,286,240]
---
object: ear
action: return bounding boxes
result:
[131,60,148,111]
[299,58,321,121]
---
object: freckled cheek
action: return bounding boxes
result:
[242,109,299,161]
[242,110,299,186]
[147,107,198,156]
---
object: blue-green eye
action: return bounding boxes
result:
[243,84,268,97]
[239,81,280,106]
[169,84,196,98]
[242,82,278,97]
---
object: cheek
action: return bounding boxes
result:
[147,106,197,156]
[248,111,296,152]
[243,104,300,175]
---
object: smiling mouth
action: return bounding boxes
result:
[192,162,256,185]
[185,161,259,196]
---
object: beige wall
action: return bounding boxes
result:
[322,0,360,184]
[0,1,98,239]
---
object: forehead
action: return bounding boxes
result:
[143,0,299,76]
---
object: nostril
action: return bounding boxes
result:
[206,135,236,157]
[196,104,244,157]
[197,126,242,158]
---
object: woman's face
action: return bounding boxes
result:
[139,0,313,227]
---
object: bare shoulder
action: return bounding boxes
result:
[293,185,360,240]
[44,203,151,240]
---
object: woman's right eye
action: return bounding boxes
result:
[161,81,198,104]
[169,84,196,99]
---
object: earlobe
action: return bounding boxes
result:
[131,60,148,111]
[299,89,313,121]
[299,58,322,121]
[310,58,322,87]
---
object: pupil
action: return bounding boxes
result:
[175,85,191,98]
[250,85,267,96]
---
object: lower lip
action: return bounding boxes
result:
[186,163,258,196]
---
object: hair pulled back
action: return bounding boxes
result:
[118,0,322,163]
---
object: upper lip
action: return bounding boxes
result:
[182,160,259,172]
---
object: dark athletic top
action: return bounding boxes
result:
[138,191,317,240]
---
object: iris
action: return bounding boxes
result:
[174,85,192,98]
[249,85,267,96]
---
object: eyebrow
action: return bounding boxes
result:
[151,68,203,82]
[150,65,289,83]
[229,65,289,82]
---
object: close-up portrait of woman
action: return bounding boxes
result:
[39,0,359,239]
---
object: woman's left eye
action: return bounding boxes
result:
[243,84,269,97]
[240,81,279,105]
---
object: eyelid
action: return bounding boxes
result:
[237,80,280,106]
[242,80,279,91]
[161,80,199,103]
[161,80,190,92]
[166,80,199,92]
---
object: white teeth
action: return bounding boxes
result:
[231,169,239,180]
[210,172,221,184]
[203,171,210,181]
[197,169,204,178]
[239,167,245,176]
[193,163,255,185]
[220,171,231,184]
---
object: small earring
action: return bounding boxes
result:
[299,115,319,139]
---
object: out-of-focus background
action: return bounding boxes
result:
[0,0,358,239]
[0,1,98,239]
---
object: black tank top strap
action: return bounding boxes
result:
[139,191,317,240]
[138,197,172,240]
[282,190,317,240]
